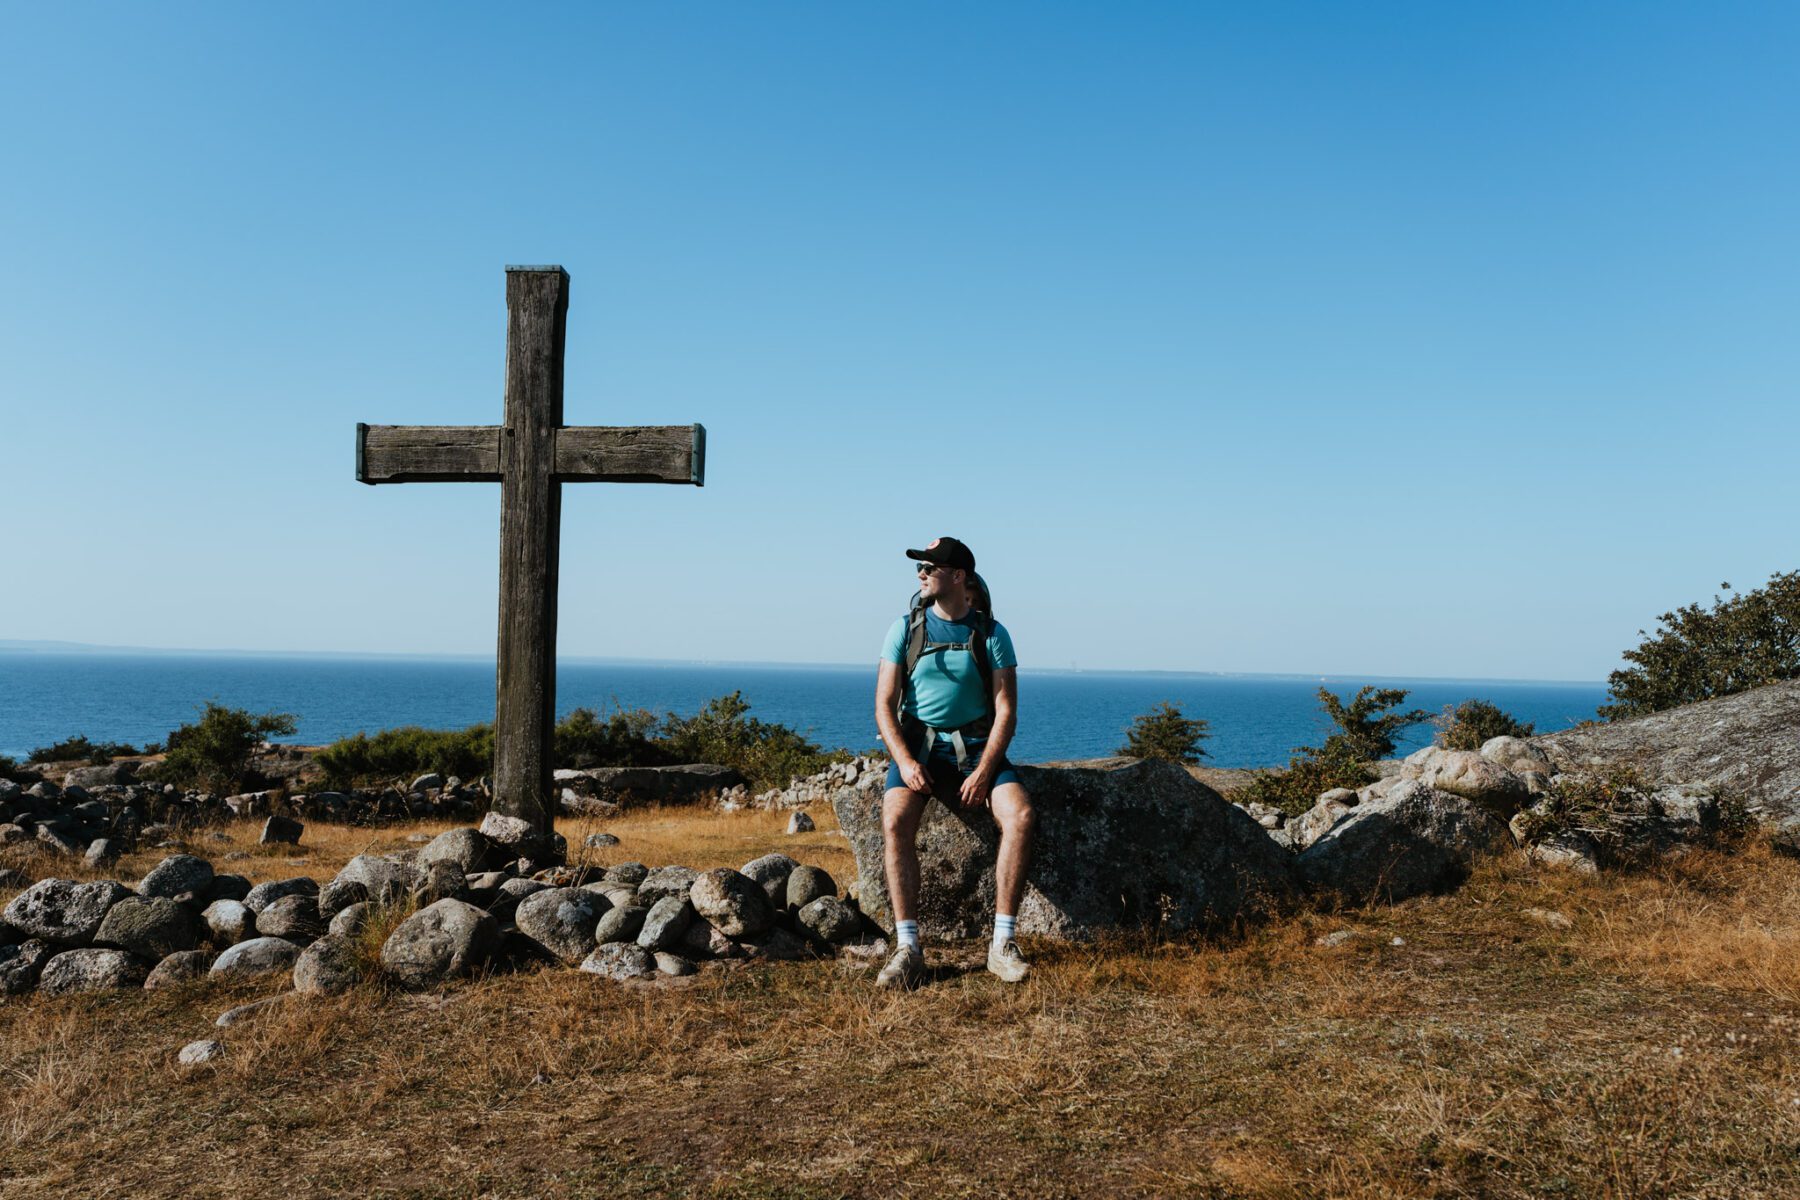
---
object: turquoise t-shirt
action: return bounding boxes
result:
[881,610,1018,731]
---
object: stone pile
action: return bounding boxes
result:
[552,764,746,813]
[751,757,882,811]
[0,817,881,999]
[1267,735,1735,887]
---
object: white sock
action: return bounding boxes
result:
[896,920,920,952]
[992,914,1016,949]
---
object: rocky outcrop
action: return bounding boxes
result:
[1534,679,1800,824]
[834,758,1299,940]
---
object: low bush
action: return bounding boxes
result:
[1435,699,1535,751]
[313,724,495,790]
[312,694,834,792]
[26,735,142,765]
[659,691,842,792]
[152,703,297,794]
[1118,702,1210,764]
[554,706,676,769]
[1227,686,1427,816]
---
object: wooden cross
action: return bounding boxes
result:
[354,266,705,840]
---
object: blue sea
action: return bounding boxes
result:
[0,650,1609,768]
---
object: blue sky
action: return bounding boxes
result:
[1,2,1795,681]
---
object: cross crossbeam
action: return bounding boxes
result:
[354,266,705,846]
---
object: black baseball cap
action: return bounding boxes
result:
[906,536,975,572]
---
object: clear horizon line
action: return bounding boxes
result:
[0,638,1609,688]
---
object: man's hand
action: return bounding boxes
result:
[959,763,995,808]
[900,758,931,794]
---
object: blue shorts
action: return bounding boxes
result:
[885,739,1022,795]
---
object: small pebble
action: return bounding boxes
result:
[179,1039,225,1065]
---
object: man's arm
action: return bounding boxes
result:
[961,666,1018,806]
[876,660,930,793]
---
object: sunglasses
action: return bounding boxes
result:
[914,561,956,576]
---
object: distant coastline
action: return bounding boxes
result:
[0,640,1606,688]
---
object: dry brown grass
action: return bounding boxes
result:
[4,812,1800,1198]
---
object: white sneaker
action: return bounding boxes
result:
[987,939,1031,983]
[875,944,926,990]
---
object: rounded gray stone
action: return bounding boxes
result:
[797,895,861,944]
[514,887,604,965]
[179,1039,224,1065]
[689,868,776,938]
[636,896,695,952]
[210,936,303,978]
[602,861,648,886]
[145,949,213,989]
[654,951,696,977]
[740,853,800,905]
[3,878,131,946]
[785,865,836,911]
[316,880,366,922]
[379,898,498,988]
[579,941,655,981]
[418,827,492,874]
[328,901,372,939]
[94,896,200,960]
[0,939,55,994]
[243,877,320,914]
[294,931,362,995]
[636,866,698,907]
[256,895,323,944]
[202,899,255,945]
[38,947,150,994]
[329,857,408,906]
[594,904,649,945]
[138,854,214,900]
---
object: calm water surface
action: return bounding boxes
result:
[0,652,1608,768]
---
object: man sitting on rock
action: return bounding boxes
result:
[873,536,1036,989]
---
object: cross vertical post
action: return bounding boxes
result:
[494,266,568,836]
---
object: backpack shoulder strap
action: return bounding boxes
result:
[902,595,929,679]
[972,611,996,714]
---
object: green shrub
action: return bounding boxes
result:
[1601,571,1800,720]
[658,691,839,792]
[1230,739,1375,816]
[1226,686,1425,816]
[153,703,297,794]
[1118,702,1210,764]
[313,724,495,790]
[1434,699,1536,751]
[554,706,675,769]
[0,754,19,782]
[26,735,141,765]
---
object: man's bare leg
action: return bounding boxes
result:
[987,782,1036,982]
[877,787,930,989]
[989,782,1036,915]
[882,787,929,923]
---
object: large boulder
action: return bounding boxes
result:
[1297,780,1512,904]
[210,936,303,978]
[256,895,324,944]
[4,879,131,946]
[62,761,137,790]
[418,827,494,874]
[93,896,201,960]
[379,899,498,988]
[243,877,320,914]
[138,854,214,900]
[201,899,255,945]
[637,896,695,951]
[739,854,800,906]
[636,866,699,907]
[478,811,561,865]
[1479,736,1552,775]
[834,758,1299,939]
[688,869,776,938]
[1534,679,1800,825]
[294,932,362,995]
[514,887,605,965]
[1416,750,1529,813]
[38,947,150,994]
[331,857,411,906]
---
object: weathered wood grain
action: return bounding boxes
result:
[491,266,568,835]
[553,424,705,483]
[357,425,502,483]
